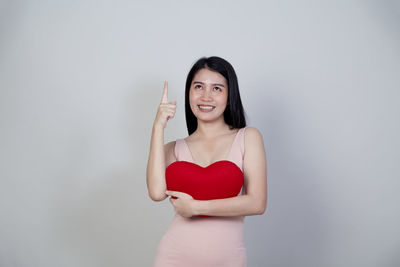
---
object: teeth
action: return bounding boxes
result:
[199,105,215,110]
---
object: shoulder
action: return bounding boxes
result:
[164,140,177,157]
[164,140,177,164]
[244,126,263,140]
[243,126,265,153]
[164,140,176,149]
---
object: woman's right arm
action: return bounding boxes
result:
[146,81,177,202]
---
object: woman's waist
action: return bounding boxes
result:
[171,213,245,226]
[165,214,245,248]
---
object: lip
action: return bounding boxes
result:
[198,105,216,112]
[198,104,215,107]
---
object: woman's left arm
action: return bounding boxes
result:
[167,127,267,217]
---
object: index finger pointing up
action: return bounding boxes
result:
[161,81,168,104]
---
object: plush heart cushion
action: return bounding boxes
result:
[165,160,244,217]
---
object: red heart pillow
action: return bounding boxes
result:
[165,160,243,217]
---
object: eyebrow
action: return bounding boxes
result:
[192,81,225,87]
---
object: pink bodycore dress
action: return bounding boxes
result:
[152,127,248,267]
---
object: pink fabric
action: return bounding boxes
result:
[153,127,248,267]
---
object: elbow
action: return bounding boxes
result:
[255,200,267,215]
[257,205,266,215]
[146,178,168,202]
[148,191,168,202]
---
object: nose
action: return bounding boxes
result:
[201,86,213,101]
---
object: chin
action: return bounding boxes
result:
[196,114,224,122]
[192,107,225,121]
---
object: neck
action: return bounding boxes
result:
[194,118,231,139]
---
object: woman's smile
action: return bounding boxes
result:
[198,105,216,111]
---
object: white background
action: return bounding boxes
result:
[1,0,399,266]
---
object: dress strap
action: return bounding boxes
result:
[174,138,192,162]
[239,126,247,156]
[227,126,248,172]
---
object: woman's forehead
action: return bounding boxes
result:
[192,68,227,85]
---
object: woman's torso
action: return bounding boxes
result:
[165,126,248,249]
[153,127,248,267]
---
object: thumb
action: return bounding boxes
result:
[166,190,178,199]
[166,190,181,197]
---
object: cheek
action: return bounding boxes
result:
[189,90,198,110]
[189,91,195,105]
[189,89,202,102]
[217,93,228,106]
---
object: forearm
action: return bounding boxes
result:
[193,194,265,217]
[146,125,167,201]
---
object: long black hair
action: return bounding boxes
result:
[185,56,247,135]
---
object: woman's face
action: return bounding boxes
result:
[189,68,229,123]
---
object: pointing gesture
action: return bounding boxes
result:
[161,81,168,104]
[154,81,177,130]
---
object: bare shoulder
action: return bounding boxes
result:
[164,140,176,150]
[245,126,262,136]
[164,140,177,165]
[243,126,265,155]
[244,126,264,142]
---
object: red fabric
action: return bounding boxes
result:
[166,160,244,217]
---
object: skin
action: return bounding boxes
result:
[189,68,229,129]
[146,81,177,202]
[149,68,267,217]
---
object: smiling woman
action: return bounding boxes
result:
[189,68,228,120]
[146,56,267,267]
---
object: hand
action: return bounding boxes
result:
[153,81,177,129]
[166,190,196,218]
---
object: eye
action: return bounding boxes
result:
[213,87,222,91]
[194,84,202,89]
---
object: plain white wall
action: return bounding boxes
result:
[1,0,399,266]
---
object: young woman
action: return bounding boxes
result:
[147,56,267,267]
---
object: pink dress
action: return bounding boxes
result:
[153,127,248,267]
